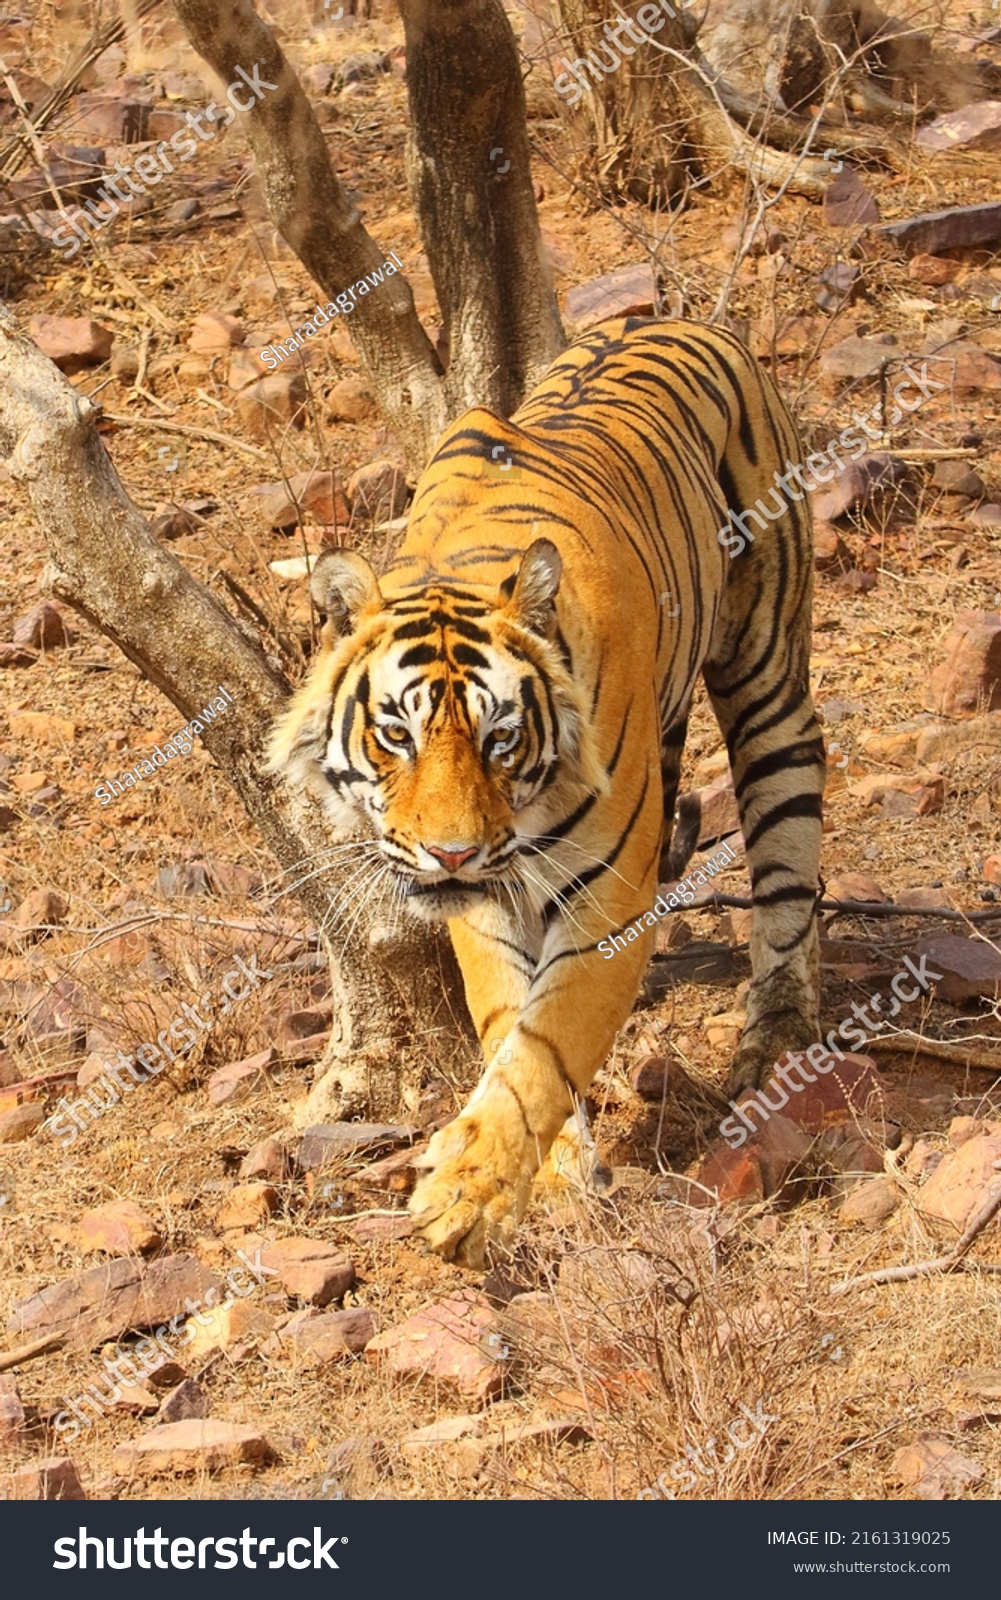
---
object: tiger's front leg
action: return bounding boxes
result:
[410,897,655,1268]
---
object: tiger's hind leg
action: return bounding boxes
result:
[703,547,825,1095]
[657,707,692,882]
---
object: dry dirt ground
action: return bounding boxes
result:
[0,1,1000,1503]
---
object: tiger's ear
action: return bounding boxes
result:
[310,550,383,633]
[504,538,562,638]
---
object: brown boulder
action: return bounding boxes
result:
[926,610,1001,716]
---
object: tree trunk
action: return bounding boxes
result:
[398,0,566,414]
[173,0,447,474]
[0,304,471,1123]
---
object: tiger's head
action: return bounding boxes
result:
[267,539,607,922]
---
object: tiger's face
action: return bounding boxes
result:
[267,540,605,922]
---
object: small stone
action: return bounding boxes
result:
[235,372,307,440]
[0,1378,26,1437]
[917,102,1001,154]
[840,1175,900,1225]
[213,1182,279,1231]
[111,1419,278,1476]
[283,1306,376,1361]
[183,1297,276,1361]
[820,334,900,382]
[984,854,1001,886]
[897,886,957,910]
[250,470,349,531]
[76,1200,161,1256]
[826,872,888,904]
[325,375,376,423]
[297,1122,418,1170]
[878,201,1001,257]
[692,1142,764,1205]
[917,713,1001,764]
[918,1133,1001,1228]
[156,1378,208,1423]
[849,771,945,818]
[346,459,409,522]
[366,1290,508,1405]
[260,1239,355,1306]
[187,311,244,353]
[932,459,984,497]
[949,1116,981,1148]
[0,1456,86,1500]
[908,254,959,286]
[914,933,1001,1003]
[206,1049,278,1107]
[239,1134,289,1181]
[565,264,657,327]
[926,610,1001,716]
[888,1435,984,1498]
[26,314,113,373]
[823,167,880,227]
[0,1102,45,1142]
[629,1056,672,1100]
[11,604,69,649]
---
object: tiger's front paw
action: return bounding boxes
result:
[409,1090,541,1268]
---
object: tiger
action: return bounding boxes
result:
[267,316,826,1268]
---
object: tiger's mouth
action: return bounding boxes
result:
[399,874,494,923]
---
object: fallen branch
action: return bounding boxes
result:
[688,891,1001,926]
[0,1333,66,1373]
[865,1033,1001,1073]
[833,1172,1001,1293]
[100,413,271,464]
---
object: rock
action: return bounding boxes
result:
[823,167,880,227]
[352,1143,422,1195]
[234,372,307,439]
[565,264,657,328]
[820,334,902,381]
[6,1254,219,1349]
[629,1056,672,1100]
[0,1102,45,1142]
[704,1010,745,1051]
[213,1182,279,1232]
[948,1116,982,1147]
[840,1175,899,1225]
[348,1213,414,1243]
[826,872,888,904]
[917,102,1001,154]
[816,260,860,310]
[915,933,1001,1003]
[888,1435,984,1498]
[239,1134,289,1181]
[8,710,76,744]
[11,603,69,649]
[811,452,909,522]
[693,1142,765,1205]
[251,471,349,531]
[281,1008,333,1042]
[366,1290,508,1405]
[10,886,67,938]
[72,92,149,144]
[916,712,1001,764]
[112,1419,278,1476]
[206,1048,278,1107]
[908,254,959,286]
[814,521,852,572]
[156,1378,208,1423]
[150,503,201,540]
[931,459,984,497]
[926,341,1001,393]
[897,886,957,911]
[26,314,113,373]
[259,1239,355,1306]
[917,1133,1001,1228]
[183,1297,276,1361]
[925,611,1001,716]
[187,311,244,353]
[346,460,409,522]
[849,771,945,817]
[879,201,1001,256]
[297,1122,418,1170]
[282,1306,376,1361]
[969,503,1001,529]
[0,1378,25,1437]
[325,375,376,423]
[76,1200,161,1256]
[776,1053,887,1137]
[0,1456,86,1500]
[985,854,1001,886]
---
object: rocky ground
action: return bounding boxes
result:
[0,0,1000,1503]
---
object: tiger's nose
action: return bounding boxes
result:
[425,843,479,873]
